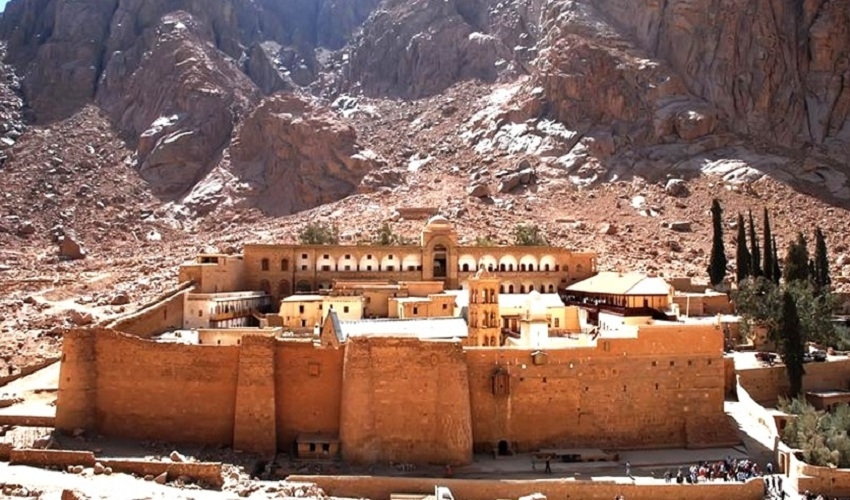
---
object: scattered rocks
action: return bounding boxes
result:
[16,222,35,237]
[93,462,105,475]
[667,221,692,232]
[154,472,168,484]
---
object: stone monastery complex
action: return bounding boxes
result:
[56,217,739,465]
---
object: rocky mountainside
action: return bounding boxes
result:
[1,0,850,374]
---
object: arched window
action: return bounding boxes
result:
[521,264,527,272]
[490,335,497,347]
[548,284,555,293]
[281,259,289,271]
[261,258,270,271]
[520,285,526,294]
[544,264,550,271]
[462,263,470,272]
[490,289,496,303]
[509,285,515,293]
[500,264,506,272]
[500,285,505,293]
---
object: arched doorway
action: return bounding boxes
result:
[432,244,447,278]
[497,440,510,456]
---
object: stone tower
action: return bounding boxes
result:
[467,267,501,347]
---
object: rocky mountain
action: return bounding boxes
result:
[2,0,850,373]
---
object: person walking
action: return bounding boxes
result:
[544,456,552,475]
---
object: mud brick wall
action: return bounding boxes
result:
[101,459,224,488]
[291,475,764,500]
[91,330,240,445]
[339,337,473,465]
[274,341,344,451]
[466,323,726,452]
[233,335,277,455]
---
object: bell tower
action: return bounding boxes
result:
[467,267,501,347]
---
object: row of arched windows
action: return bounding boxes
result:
[461,263,563,273]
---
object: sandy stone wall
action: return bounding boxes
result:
[339,337,473,465]
[275,341,344,451]
[738,359,850,404]
[289,475,764,500]
[101,459,224,488]
[105,283,192,338]
[90,331,240,445]
[466,324,726,452]
[9,449,96,468]
[233,335,277,455]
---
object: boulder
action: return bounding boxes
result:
[665,179,690,198]
[154,472,168,484]
[93,462,105,475]
[668,221,692,232]
[498,172,523,193]
[68,310,94,326]
[59,235,87,260]
[169,450,186,463]
[16,221,35,237]
[466,183,490,198]
[598,222,617,235]
[110,293,130,306]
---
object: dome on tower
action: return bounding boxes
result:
[425,215,451,229]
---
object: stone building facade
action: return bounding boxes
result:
[182,217,597,303]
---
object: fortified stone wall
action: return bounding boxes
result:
[86,331,240,445]
[339,337,473,465]
[466,324,726,452]
[291,475,764,500]
[738,359,850,405]
[275,341,344,451]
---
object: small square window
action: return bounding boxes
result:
[413,307,419,314]
[299,305,305,313]
[670,361,675,367]
[442,304,447,310]
[302,253,308,259]
[344,306,350,313]
[388,255,394,260]
[301,265,307,271]
[345,254,351,259]
[367,265,373,271]
[367,254,372,259]
[323,254,329,259]
[345,265,351,271]
[301,319,307,327]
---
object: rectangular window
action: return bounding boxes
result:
[301,319,307,327]
[442,304,447,310]
[367,254,372,259]
[413,307,419,315]
[345,265,351,271]
[301,253,308,259]
[386,265,395,271]
[299,305,305,313]
[367,265,373,271]
[388,255,394,260]
[554,318,560,328]
[323,254,329,259]
[344,306,350,313]
[322,265,331,271]
[345,254,351,259]
[301,265,307,271]
[322,443,330,453]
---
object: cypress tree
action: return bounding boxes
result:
[784,232,810,283]
[748,210,762,277]
[762,208,774,282]
[772,235,781,284]
[707,199,727,287]
[735,213,751,283]
[814,227,831,293]
[781,290,805,398]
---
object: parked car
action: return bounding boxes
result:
[803,353,813,363]
[812,350,827,362]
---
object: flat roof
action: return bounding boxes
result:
[281,295,323,302]
[336,317,468,340]
[448,290,564,310]
[187,291,268,300]
[566,272,671,296]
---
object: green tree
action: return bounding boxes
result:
[780,290,805,397]
[772,235,781,283]
[376,222,395,245]
[707,198,727,287]
[298,222,339,245]
[814,227,831,294]
[784,232,811,284]
[735,213,751,283]
[748,210,762,277]
[763,208,775,283]
[514,224,548,246]
[475,236,496,247]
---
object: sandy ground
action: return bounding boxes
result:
[0,361,59,418]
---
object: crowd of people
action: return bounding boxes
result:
[662,457,763,483]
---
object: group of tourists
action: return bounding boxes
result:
[662,457,763,484]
